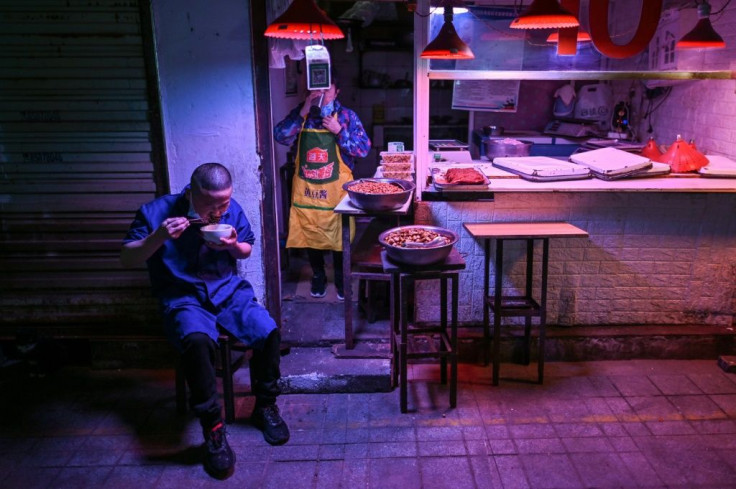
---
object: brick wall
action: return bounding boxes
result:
[644,79,736,158]
[619,1,736,159]
[414,193,736,328]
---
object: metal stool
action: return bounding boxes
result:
[382,248,465,413]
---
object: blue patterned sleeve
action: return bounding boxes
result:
[335,107,372,159]
[273,104,306,146]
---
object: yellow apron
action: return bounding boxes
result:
[286,118,354,251]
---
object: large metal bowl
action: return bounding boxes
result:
[343,178,415,212]
[378,225,458,266]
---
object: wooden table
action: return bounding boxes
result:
[463,222,589,385]
[334,193,413,349]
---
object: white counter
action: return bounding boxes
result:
[429,160,736,194]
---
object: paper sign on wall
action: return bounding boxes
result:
[451,80,520,112]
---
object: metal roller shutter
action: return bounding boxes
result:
[0,0,165,337]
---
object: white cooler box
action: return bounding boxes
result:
[699,155,736,178]
[493,156,591,182]
[570,147,653,180]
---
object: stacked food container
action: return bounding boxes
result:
[378,151,414,181]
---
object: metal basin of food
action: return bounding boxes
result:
[378,225,458,266]
[484,138,533,159]
[343,178,415,212]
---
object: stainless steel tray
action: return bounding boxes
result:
[431,166,491,191]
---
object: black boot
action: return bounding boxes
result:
[252,404,290,445]
[203,422,235,479]
[250,330,289,445]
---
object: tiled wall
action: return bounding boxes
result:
[616,0,736,159]
[413,193,736,327]
[642,79,736,158]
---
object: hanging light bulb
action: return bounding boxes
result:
[510,0,579,29]
[265,0,344,40]
[676,1,725,50]
[345,27,354,53]
[420,5,474,59]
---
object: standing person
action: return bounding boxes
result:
[120,163,289,480]
[274,76,371,300]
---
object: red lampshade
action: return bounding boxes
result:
[510,0,579,29]
[421,6,474,59]
[676,2,725,50]
[546,28,591,43]
[265,0,344,40]
[661,135,709,173]
[640,137,664,162]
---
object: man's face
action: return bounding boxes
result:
[189,186,232,223]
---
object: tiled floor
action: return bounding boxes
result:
[2,359,736,488]
[280,250,391,347]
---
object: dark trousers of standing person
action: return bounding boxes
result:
[179,329,282,431]
[307,248,344,292]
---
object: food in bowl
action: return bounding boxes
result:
[343,178,415,211]
[378,225,458,265]
[382,227,452,248]
[201,223,233,244]
[348,180,404,194]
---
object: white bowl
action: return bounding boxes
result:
[201,224,233,244]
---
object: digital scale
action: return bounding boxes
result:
[429,139,469,151]
[305,44,331,91]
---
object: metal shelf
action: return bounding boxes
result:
[427,70,735,81]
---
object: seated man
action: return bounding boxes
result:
[121,162,289,479]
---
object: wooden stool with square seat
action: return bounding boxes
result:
[382,248,465,413]
[464,222,588,386]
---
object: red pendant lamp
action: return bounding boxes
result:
[676,1,725,50]
[510,0,580,29]
[546,29,591,43]
[265,0,344,40]
[660,135,709,173]
[420,6,474,59]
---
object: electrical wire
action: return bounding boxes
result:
[711,0,732,16]
[643,86,673,134]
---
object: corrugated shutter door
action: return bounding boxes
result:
[0,0,163,335]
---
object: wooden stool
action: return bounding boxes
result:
[175,333,253,424]
[382,248,465,413]
[464,222,589,385]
